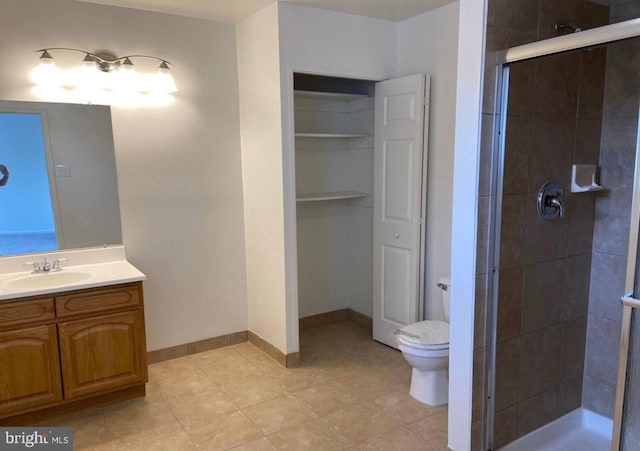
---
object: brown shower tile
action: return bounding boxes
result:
[516,388,559,437]
[563,254,591,320]
[497,267,524,342]
[592,188,632,257]
[533,52,581,119]
[486,26,539,54]
[585,315,621,386]
[495,337,520,412]
[494,405,518,449]
[582,1,610,30]
[503,115,531,195]
[518,325,563,400]
[524,195,569,264]
[582,376,617,418]
[574,119,603,164]
[488,0,539,30]
[578,48,607,120]
[598,116,639,190]
[529,117,576,192]
[507,60,536,117]
[558,376,583,416]
[500,195,526,269]
[566,193,596,257]
[538,0,584,40]
[522,260,565,333]
[561,316,587,380]
[588,253,625,322]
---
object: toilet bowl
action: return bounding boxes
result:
[396,279,450,406]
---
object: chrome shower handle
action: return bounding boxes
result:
[548,197,565,219]
[537,181,565,221]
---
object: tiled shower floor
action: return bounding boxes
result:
[41,320,449,450]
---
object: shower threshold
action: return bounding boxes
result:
[498,408,612,451]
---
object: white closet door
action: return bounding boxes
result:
[373,73,429,349]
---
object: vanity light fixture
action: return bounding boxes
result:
[30,48,177,107]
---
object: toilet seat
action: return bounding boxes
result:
[397,320,449,350]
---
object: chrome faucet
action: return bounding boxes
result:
[22,257,68,274]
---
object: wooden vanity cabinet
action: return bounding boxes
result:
[0,282,147,424]
[0,325,62,417]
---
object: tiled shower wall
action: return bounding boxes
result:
[472,1,609,449]
[583,1,640,418]
[491,38,607,446]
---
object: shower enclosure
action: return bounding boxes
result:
[479,12,640,451]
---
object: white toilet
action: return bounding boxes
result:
[396,278,450,406]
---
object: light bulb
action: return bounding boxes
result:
[115,57,138,91]
[29,50,59,85]
[155,61,177,93]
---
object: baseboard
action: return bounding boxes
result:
[248,331,300,368]
[299,308,372,331]
[147,331,248,364]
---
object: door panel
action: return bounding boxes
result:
[373,73,429,348]
[58,311,145,399]
[0,325,62,417]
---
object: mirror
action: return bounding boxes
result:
[0,100,122,256]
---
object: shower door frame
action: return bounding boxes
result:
[485,18,640,451]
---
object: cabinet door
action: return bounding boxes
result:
[58,311,145,399]
[0,325,62,417]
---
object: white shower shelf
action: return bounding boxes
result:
[571,164,605,193]
[295,132,369,139]
[293,90,370,101]
[296,191,368,202]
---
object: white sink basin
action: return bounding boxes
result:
[5,272,93,289]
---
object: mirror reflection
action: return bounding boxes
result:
[0,100,122,256]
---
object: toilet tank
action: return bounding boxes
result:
[438,278,451,322]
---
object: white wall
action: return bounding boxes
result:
[236,3,289,352]
[0,0,249,351]
[397,2,460,320]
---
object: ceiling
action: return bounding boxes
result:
[73,0,456,23]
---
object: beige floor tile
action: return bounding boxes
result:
[350,427,432,451]
[272,367,332,392]
[42,408,112,449]
[292,382,361,416]
[103,398,182,438]
[367,392,446,425]
[203,358,265,385]
[90,428,197,451]
[149,355,202,381]
[406,410,448,449]
[155,369,220,399]
[249,355,288,375]
[188,411,264,450]
[229,438,278,450]
[242,395,318,435]
[188,347,244,367]
[166,390,238,430]
[220,377,287,408]
[232,342,266,358]
[324,404,403,445]
[268,419,352,450]
[333,372,396,402]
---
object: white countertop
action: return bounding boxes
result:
[0,246,146,301]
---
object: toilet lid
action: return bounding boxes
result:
[397,320,449,348]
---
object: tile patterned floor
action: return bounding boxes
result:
[43,320,448,450]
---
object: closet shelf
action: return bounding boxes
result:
[296,191,368,202]
[294,90,370,101]
[295,133,369,139]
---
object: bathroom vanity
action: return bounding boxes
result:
[0,247,147,425]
